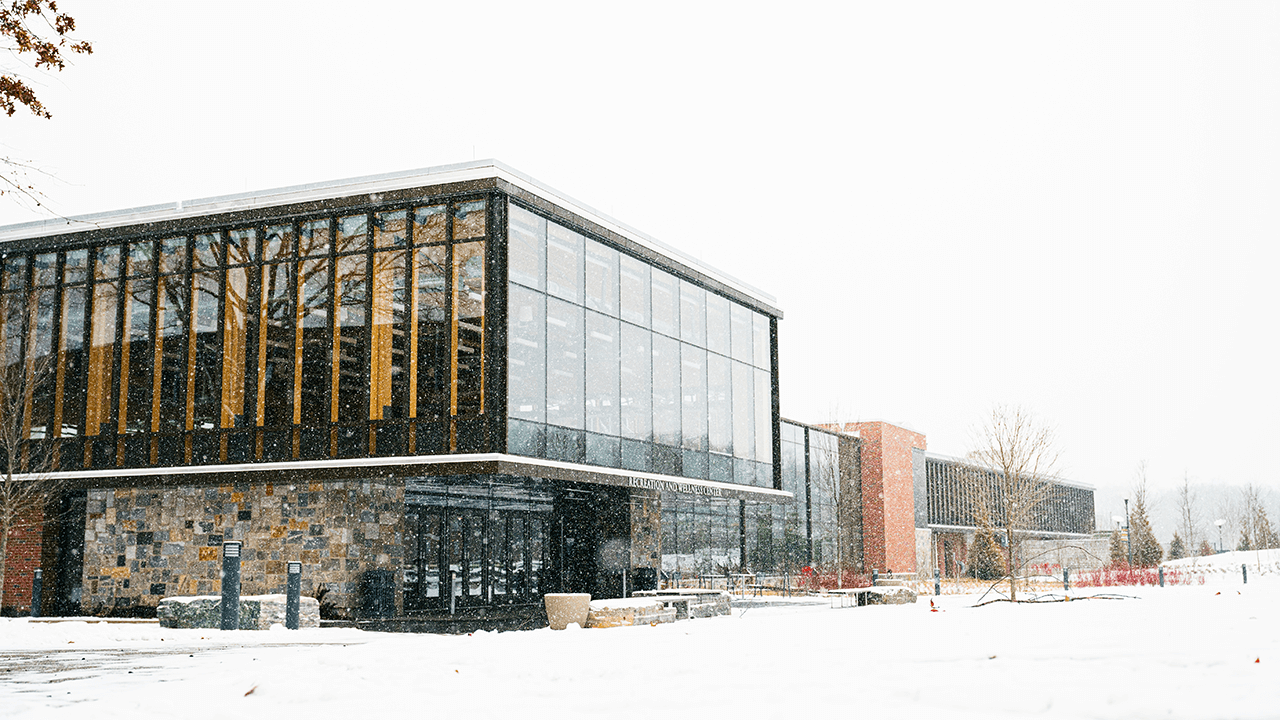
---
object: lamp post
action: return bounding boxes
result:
[1215,519,1226,553]
[1124,498,1132,566]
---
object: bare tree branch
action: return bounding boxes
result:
[963,405,1062,602]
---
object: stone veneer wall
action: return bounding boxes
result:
[82,477,405,618]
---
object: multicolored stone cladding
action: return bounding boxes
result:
[81,478,404,618]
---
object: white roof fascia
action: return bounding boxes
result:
[0,159,777,310]
[19,451,793,502]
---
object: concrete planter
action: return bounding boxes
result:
[544,593,591,630]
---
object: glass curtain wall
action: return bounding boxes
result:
[3,195,489,470]
[779,421,810,572]
[807,428,841,573]
[659,491,740,587]
[506,202,775,487]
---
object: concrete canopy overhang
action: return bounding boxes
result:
[30,453,793,503]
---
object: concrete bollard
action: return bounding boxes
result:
[934,568,940,596]
[1063,568,1069,592]
[220,541,243,630]
[286,561,302,630]
[31,568,42,618]
[1158,567,1164,587]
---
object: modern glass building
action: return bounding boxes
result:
[0,160,793,620]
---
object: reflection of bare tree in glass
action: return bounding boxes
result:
[333,253,367,423]
[260,259,294,429]
[190,272,220,431]
[454,241,485,418]
[220,266,248,428]
[413,244,448,425]
[369,248,406,421]
[255,224,296,431]
[154,274,187,435]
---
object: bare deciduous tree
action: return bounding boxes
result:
[0,289,62,612]
[965,405,1061,601]
[1175,473,1200,554]
[1,0,93,210]
[1238,485,1279,552]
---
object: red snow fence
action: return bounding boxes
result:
[1075,563,1204,587]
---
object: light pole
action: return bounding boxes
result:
[1124,498,1132,566]
[1215,518,1226,553]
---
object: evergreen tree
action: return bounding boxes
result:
[1237,532,1252,552]
[1109,529,1128,565]
[1168,532,1186,561]
[1252,508,1279,550]
[969,523,1007,581]
[1197,540,1215,557]
[1130,497,1163,567]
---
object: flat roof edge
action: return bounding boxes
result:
[924,451,1094,491]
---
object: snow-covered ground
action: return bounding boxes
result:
[2,576,1275,719]
[1164,548,1280,577]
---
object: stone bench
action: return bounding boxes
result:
[158,594,320,630]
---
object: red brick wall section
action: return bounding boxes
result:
[2,503,44,614]
[837,421,926,575]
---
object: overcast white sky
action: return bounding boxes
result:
[2,2,1277,510]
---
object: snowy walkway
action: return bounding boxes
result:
[2,578,1276,719]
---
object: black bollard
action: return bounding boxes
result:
[220,541,242,630]
[872,569,879,586]
[934,568,940,596]
[1158,567,1164,587]
[1242,564,1247,584]
[285,561,301,630]
[31,568,42,618]
[1063,568,1069,592]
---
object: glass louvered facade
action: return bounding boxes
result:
[2,199,493,469]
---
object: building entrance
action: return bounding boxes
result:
[400,477,630,615]
[402,477,555,614]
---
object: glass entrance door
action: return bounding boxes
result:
[403,507,441,612]
[446,508,488,608]
[402,483,554,614]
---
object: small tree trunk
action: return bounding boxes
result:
[0,516,9,612]
[1006,526,1017,602]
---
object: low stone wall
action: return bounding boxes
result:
[1022,537,1110,572]
[586,599,676,628]
[157,593,320,630]
[866,586,917,605]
